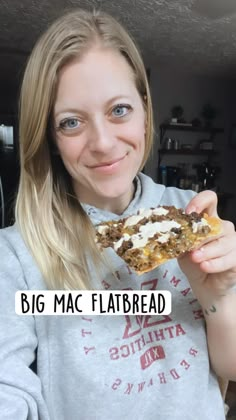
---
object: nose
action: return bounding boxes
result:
[87,117,115,153]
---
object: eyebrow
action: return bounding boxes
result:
[54,95,133,119]
[54,108,81,119]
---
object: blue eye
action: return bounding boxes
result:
[58,117,81,131]
[112,104,131,118]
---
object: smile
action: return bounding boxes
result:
[88,154,127,173]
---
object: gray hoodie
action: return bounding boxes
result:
[0,173,225,419]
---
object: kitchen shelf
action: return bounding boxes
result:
[160,123,224,134]
[159,122,223,163]
[158,121,224,191]
[158,149,218,156]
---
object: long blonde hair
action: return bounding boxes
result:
[15,9,154,290]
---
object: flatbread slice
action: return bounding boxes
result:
[95,205,222,274]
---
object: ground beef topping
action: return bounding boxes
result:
[95,205,219,273]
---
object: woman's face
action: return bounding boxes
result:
[53,47,146,214]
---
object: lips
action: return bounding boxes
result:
[88,155,126,168]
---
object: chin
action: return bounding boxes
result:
[96,178,133,197]
[99,185,130,199]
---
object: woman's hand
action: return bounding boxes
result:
[178,190,236,380]
[178,190,236,298]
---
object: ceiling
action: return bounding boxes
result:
[1,0,236,93]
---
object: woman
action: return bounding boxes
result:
[0,8,235,420]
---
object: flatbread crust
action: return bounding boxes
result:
[96,205,222,274]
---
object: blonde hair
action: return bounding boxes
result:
[15,8,154,290]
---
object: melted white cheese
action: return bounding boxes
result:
[124,214,147,227]
[114,233,131,251]
[152,207,169,216]
[139,220,180,238]
[115,220,181,250]
[124,207,169,227]
[157,233,170,243]
[192,218,209,233]
[130,233,149,249]
[97,225,109,234]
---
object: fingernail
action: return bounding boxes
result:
[193,248,204,260]
[186,206,196,214]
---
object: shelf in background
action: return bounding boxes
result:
[158,149,218,155]
[160,123,224,133]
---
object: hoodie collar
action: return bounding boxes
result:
[81,173,165,225]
